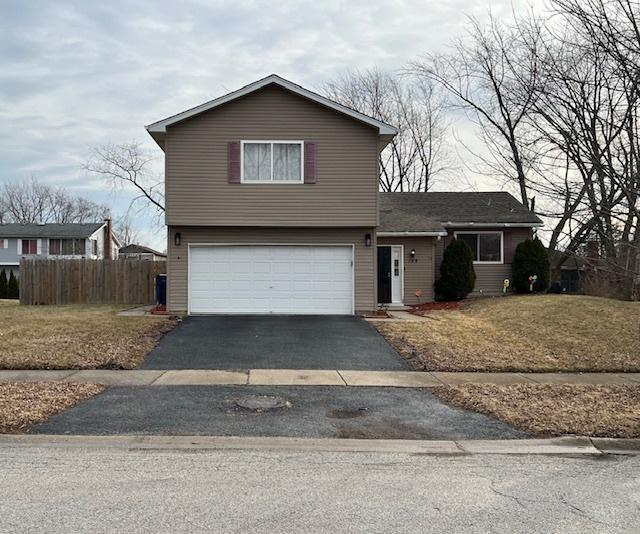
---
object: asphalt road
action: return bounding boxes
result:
[1,446,637,533]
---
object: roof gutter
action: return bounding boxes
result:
[377,231,448,237]
[441,222,544,228]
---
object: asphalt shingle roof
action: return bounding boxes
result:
[379,192,542,232]
[0,223,105,238]
[119,244,166,256]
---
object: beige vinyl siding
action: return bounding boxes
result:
[164,84,379,227]
[377,236,436,304]
[434,227,533,294]
[167,226,375,313]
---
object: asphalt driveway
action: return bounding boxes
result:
[140,316,409,370]
[31,386,527,440]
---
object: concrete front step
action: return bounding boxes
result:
[0,369,639,387]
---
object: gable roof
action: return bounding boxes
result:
[119,244,166,257]
[146,74,398,148]
[549,249,587,270]
[0,222,105,239]
[379,192,543,234]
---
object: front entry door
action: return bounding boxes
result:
[377,246,392,304]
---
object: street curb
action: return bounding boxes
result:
[0,434,637,455]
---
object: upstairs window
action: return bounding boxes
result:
[241,141,303,183]
[455,232,503,264]
[49,238,86,255]
[21,239,38,255]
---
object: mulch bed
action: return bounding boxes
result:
[409,301,460,315]
[361,309,392,318]
[0,382,105,433]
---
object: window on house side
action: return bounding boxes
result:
[456,232,503,263]
[242,141,302,183]
[21,239,38,255]
[49,238,86,256]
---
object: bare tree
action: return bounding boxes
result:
[541,0,640,296]
[410,14,545,208]
[0,177,109,224]
[83,142,165,214]
[114,213,140,246]
[323,69,451,192]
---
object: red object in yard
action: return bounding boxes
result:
[410,301,460,312]
[149,304,168,315]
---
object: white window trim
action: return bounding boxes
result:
[454,231,504,264]
[240,140,304,184]
[1,239,7,249]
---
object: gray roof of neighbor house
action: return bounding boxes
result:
[119,244,166,257]
[0,222,105,238]
[379,192,543,233]
[549,249,587,270]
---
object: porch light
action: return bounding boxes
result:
[365,233,372,247]
[410,248,416,258]
[174,232,181,246]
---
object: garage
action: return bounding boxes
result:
[188,245,354,315]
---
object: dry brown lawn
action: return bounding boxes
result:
[0,382,105,433]
[376,295,640,372]
[0,300,176,369]
[433,384,640,438]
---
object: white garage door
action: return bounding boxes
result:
[189,245,354,315]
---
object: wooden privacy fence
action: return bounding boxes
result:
[19,259,167,305]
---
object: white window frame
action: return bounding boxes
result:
[454,231,504,264]
[240,140,304,184]
[1,238,7,249]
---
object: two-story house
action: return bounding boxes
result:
[146,74,541,315]
[0,221,120,277]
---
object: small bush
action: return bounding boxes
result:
[0,269,7,299]
[513,237,550,293]
[434,238,476,300]
[7,271,19,300]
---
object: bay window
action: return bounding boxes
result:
[455,232,503,263]
[241,141,303,183]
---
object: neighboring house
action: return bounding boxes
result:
[146,74,542,315]
[119,244,167,261]
[0,221,120,277]
[549,250,586,293]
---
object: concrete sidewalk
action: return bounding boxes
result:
[1,369,639,387]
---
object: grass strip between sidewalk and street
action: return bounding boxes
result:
[432,384,640,438]
[0,382,106,433]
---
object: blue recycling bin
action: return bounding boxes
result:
[155,274,167,306]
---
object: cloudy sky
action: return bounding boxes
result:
[1,0,544,250]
